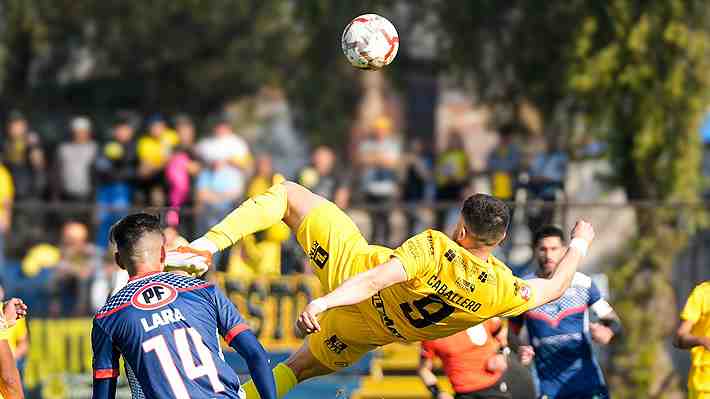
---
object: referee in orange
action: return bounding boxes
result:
[418,318,532,399]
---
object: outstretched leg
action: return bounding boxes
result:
[194,181,370,293]
[196,182,325,251]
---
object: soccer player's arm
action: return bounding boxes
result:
[91,320,119,399]
[588,280,622,343]
[417,342,444,399]
[524,220,594,310]
[674,285,710,350]
[214,287,277,399]
[298,231,435,333]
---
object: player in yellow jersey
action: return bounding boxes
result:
[169,182,594,399]
[675,281,710,399]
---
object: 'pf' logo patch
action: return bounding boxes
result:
[131,282,178,310]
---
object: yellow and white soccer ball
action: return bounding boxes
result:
[341,14,399,70]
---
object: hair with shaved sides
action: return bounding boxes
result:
[109,213,164,274]
[461,194,510,246]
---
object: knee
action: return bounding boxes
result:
[284,347,332,382]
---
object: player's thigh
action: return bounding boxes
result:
[295,196,369,292]
[305,305,383,372]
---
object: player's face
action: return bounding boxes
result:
[535,236,565,277]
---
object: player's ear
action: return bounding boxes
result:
[115,251,126,270]
[456,224,467,242]
[160,245,166,264]
[497,230,507,246]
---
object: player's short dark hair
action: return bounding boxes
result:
[461,194,510,245]
[109,213,162,255]
[532,225,566,247]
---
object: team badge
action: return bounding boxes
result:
[518,283,531,301]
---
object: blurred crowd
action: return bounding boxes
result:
[0,102,581,318]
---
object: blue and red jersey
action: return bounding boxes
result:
[92,272,251,399]
[513,272,610,399]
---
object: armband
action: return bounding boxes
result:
[600,317,623,336]
[569,238,589,256]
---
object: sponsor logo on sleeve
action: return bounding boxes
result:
[309,241,330,268]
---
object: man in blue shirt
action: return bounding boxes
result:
[92,213,276,399]
[512,226,621,399]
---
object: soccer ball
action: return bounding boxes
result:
[341,14,399,70]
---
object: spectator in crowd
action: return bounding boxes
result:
[674,280,710,399]
[434,131,469,232]
[90,250,128,312]
[196,114,252,173]
[136,114,179,205]
[94,115,138,248]
[357,116,401,245]
[513,226,620,399]
[0,164,12,273]
[525,141,568,232]
[0,284,28,377]
[56,116,98,203]
[2,111,46,201]
[165,114,201,229]
[418,318,523,399]
[195,158,246,269]
[0,297,27,399]
[487,124,521,202]
[50,221,101,316]
[402,137,433,237]
[487,124,522,261]
[298,146,350,209]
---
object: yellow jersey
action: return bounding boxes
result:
[681,281,710,393]
[361,229,535,342]
[137,129,179,168]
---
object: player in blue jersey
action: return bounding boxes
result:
[511,226,621,399]
[92,213,276,399]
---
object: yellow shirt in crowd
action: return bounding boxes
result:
[0,165,14,212]
[137,129,179,168]
[681,281,710,395]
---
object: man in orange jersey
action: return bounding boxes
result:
[418,318,535,399]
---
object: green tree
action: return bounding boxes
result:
[569,1,710,397]
[437,1,710,397]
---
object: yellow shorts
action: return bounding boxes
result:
[295,201,394,370]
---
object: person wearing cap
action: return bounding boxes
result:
[55,116,98,203]
[136,115,179,205]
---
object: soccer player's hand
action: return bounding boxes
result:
[437,393,454,399]
[296,299,327,336]
[700,337,710,351]
[164,247,212,277]
[3,298,28,327]
[519,345,535,366]
[590,322,614,345]
[571,220,595,244]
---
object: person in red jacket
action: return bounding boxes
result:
[418,318,512,399]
